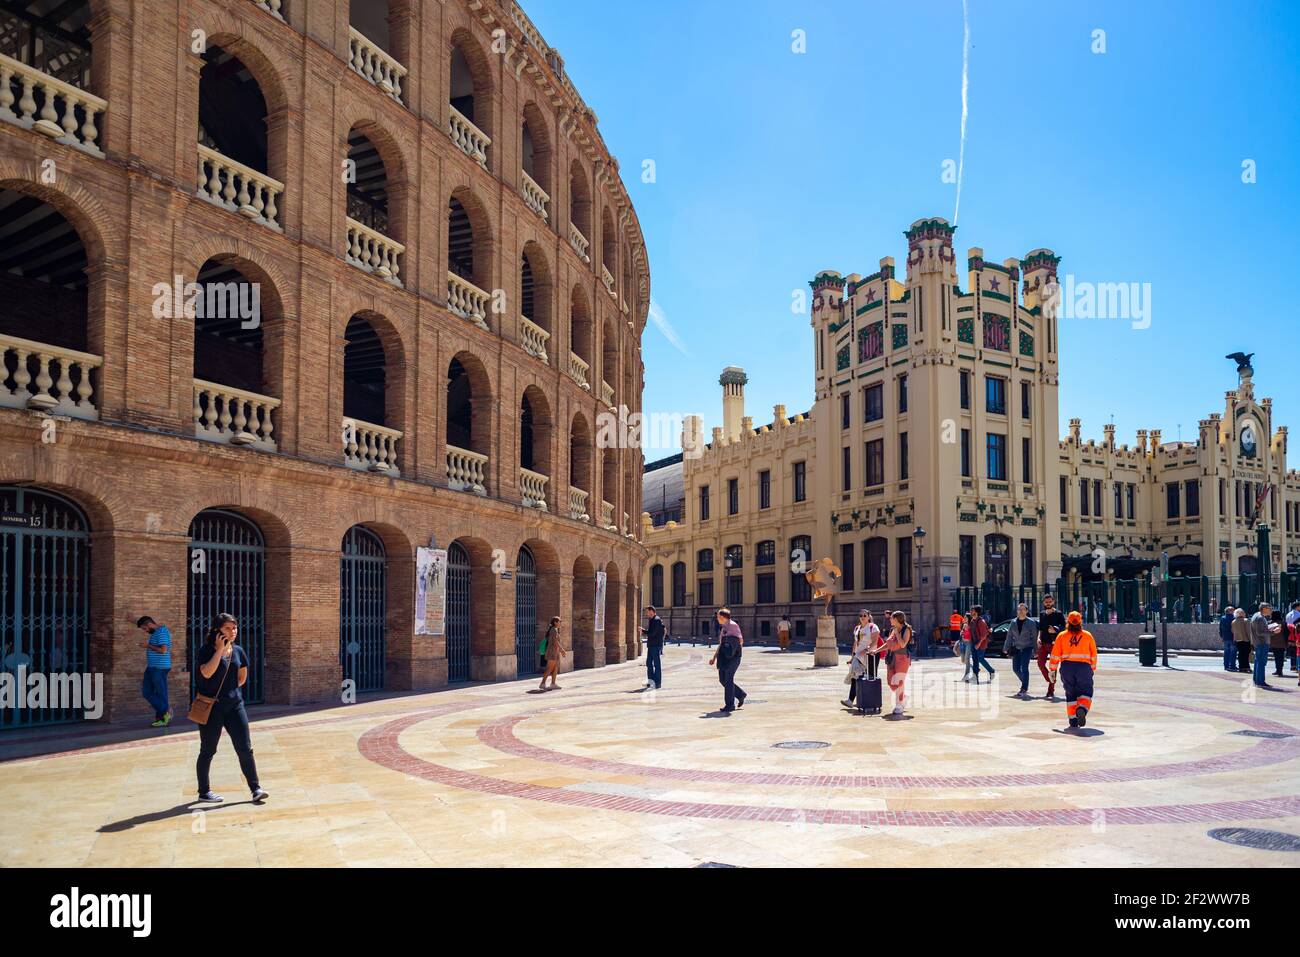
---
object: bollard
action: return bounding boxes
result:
[1138,633,1158,667]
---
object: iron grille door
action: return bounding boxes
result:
[0,487,90,728]
[515,545,538,676]
[446,542,471,682]
[187,509,265,704]
[341,526,386,693]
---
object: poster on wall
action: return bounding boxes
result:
[594,570,606,633]
[415,547,447,636]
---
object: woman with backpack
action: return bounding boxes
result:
[880,610,914,716]
[708,608,747,713]
[538,616,566,691]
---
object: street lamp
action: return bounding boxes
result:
[913,527,927,656]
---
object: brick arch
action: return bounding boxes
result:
[603,560,623,663]
[199,24,292,118]
[568,409,593,499]
[519,382,554,482]
[0,171,111,268]
[448,534,500,677]
[569,281,592,366]
[520,100,553,194]
[447,26,495,156]
[446,182,496,300]
[520,238,553,335]
[342,115,413,246]
[568,157,592,239]
[446,349,493,459]
[339,308,409,460]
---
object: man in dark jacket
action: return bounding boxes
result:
[1218,606,1236,672]
[642,606,665,689]
[1004,603,1038,697]
[1037,595,1066,699]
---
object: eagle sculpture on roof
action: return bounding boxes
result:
[1226,352,1255,374]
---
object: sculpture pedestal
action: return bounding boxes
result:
[813,615,839,667]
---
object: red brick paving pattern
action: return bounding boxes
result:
[473,697,1300,789]
[357,709,1300,828]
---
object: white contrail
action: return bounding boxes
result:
[953,0,969,226]
[649,297,690,356]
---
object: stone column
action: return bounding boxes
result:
[814,614,839,666]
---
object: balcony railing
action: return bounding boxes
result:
[0,52,106,156]
[600,380,615,408]
[568,223,590,263]
[447,271,489,329]
[568,486,589,522]
[446,444,488,495]
[448,104,489,168]
[348,27,406,103]
[520,467,549,511]
[252,0,284,19]
[193,379,280,451]
[601,499,615,529]
[0,334,101,421]
[567,352,590,390]
[623,511,632,537]
[343,417,401,475]
[346,217,404,285]
[196,144,283,230]
[600,264,616,298]
[520,169,549,221]
[519,316,550,363]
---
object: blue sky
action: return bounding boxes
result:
[525,0,1300,457]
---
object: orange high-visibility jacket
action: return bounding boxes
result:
[1050,629,1098,671]
[949,613,964,630]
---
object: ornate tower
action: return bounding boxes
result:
[719,366,748,443]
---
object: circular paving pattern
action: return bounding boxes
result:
[356,685,1300,828]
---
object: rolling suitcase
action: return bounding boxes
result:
[855,675,882,715]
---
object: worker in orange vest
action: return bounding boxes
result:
[1049,611,1098,729]
[948,610,964,649]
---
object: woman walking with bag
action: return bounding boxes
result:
[539,616,566,691]
[192,613,267,804]
[842,610,879,709]
[881,611,913,716]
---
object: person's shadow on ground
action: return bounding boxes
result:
[700,710,731,718]
[1052,727,1105,737]
[98,799,261,833]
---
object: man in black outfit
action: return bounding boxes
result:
[642,605,665,689]
[1036,595,1066,700]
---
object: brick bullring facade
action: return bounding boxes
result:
[0,0,648,725]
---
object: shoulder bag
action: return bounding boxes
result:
[187,652,232,725]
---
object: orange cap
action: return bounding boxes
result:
[1067,610,1083,626]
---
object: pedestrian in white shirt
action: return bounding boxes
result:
[841,610,880,708]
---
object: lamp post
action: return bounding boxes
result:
[913,526,927,657]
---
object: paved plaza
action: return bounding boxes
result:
[2,647,1298,868]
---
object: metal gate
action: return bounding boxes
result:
[0,486,90,728]
[446,541,471,682]
[340,525,386,693]
[515,545,538,676]
[187,509,265,704]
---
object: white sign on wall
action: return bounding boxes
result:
[415,547,447,636]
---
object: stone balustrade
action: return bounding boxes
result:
[346,217,404,285]
[601,264,617,298]
[601,499,615,529]
[623,511,632,537]
[0,52,106,156]
[568,352,590,390]
[520,169,549,221]
[448,105,490,168]
[348,27,406,103]
[601,380,615,408]
[568,486,590,522]
[193,379,280,451]
[0,334,101,420]
[252,0,284,18]
[343,417,402,475]
[519,467,549,510]
[446,444,488,495]
[568,223,591,263]
[447,271,489,329]
[196,144,283,230]
[519,316,550,363]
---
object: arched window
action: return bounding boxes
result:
[671,561,686,607]
[650,563,664,608]
[197,44,281,228]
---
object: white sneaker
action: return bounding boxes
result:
[841,698,854,708]
[962,675,972,683]
[892,705,903,715]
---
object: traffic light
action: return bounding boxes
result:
[1160,551,1170,581]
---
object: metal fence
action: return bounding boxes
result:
[950,573,1300,625]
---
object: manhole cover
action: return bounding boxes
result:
[1207,827,1300,851]
[772,741,831,750]
[696,861,740,868]
[1229,730,1294,739]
